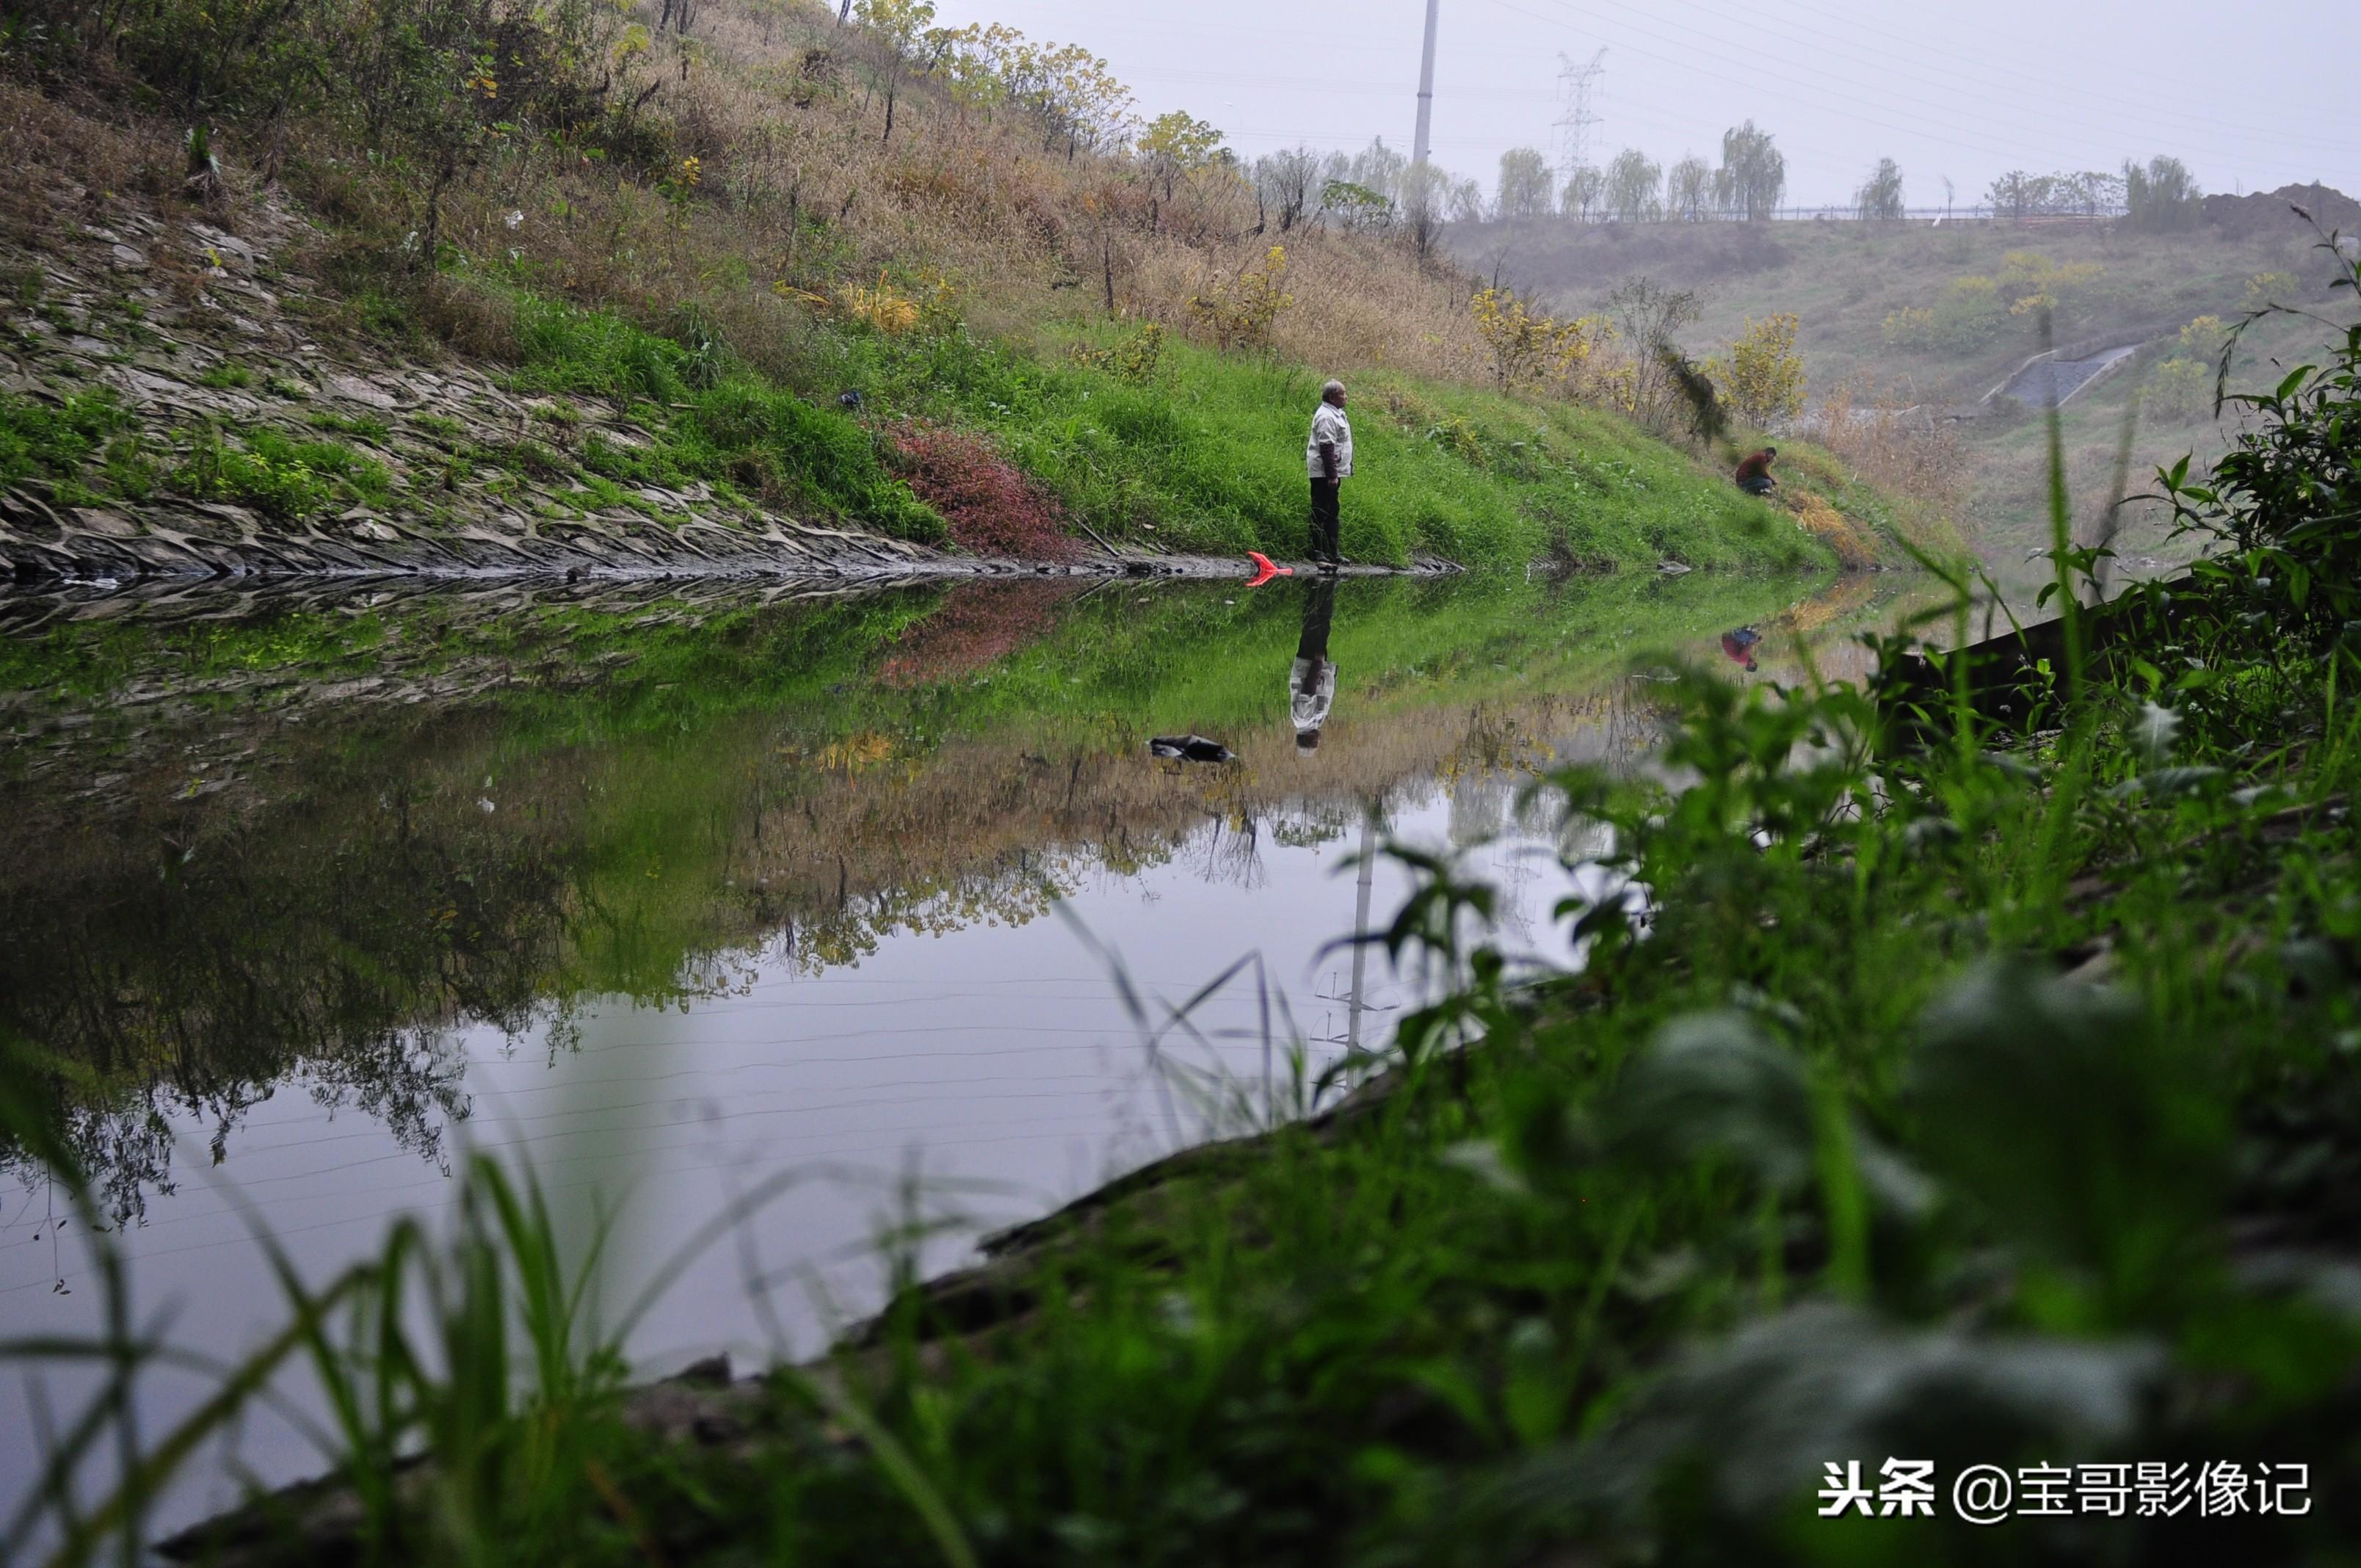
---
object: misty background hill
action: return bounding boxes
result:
[1447,186,2361,571]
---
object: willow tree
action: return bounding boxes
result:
[1855,157,1904,222]
[1605,147,1661,223]
[1667,155,1712,222]
[1716,120,1786,221]
[1495,146,1553,220]
[1561,165,1605,223]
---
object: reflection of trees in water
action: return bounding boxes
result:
[0,588,1729,1210]
[1448,773,1509,848]
[1200,813,1268,892]
[1269,797,1360,850]
[3,1026,474,1229]
[0,720,741,1223]
[774,864,1085,977]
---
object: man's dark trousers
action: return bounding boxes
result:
[1309,477,1341,562]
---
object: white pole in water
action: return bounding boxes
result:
[1412,0,1440,167]
[1347,808,1377,1053]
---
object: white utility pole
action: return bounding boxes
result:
[1412,0,1440,167]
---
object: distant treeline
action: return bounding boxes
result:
[1291,115,2208,236]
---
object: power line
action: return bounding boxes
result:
[1100,2,2354,193]
[926,0,2361,178]
[1745,0,2361,152]
[984,4,2360,167]
[1592,0,2361,162]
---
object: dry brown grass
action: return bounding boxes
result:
[1808,379,1971,513]
[1790,490,1879,570]
[0,0,1698,446]
[0,82,184,236]
[290,0,1515,394]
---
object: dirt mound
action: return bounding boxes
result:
[2202,183,2361,243]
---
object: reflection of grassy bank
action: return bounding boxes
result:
[1,571,1830,1211]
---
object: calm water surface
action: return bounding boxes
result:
[0,567,1901,1533]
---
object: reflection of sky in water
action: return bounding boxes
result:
[0,769,1591,1538]
[0,567,1932,1537]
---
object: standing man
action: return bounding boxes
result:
[1734,445,1778,496]
[1306,379,1352,571]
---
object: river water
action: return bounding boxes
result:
[0,567,1901,1538]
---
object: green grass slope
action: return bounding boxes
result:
[451,280,1843,572]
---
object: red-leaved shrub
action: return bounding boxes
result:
[889,420,1080,561]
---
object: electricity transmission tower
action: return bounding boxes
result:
[1553,47,1606,185]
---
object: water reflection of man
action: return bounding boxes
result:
[1721,625,1763,673]
[1291,575,1338,754]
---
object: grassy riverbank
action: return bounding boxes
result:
[471,282,1845,567]
[7,230,2361,1562]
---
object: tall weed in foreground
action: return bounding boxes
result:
[0,1053,840,1568]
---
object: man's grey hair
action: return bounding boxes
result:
[1321,379,1346,399]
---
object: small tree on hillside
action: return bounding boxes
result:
[1188,246,1294,353]
[854,0,935,145]
[1714,313,1807,427]
[1139,110,1224,199]
[1855,157,1904,222]
[1323,179,1395,233]
[2179,314,2230,364]
[2241,270,2299,311]
[1401,161,1447,253]
[1608,275,1702,423]
[1254,147,1320,232]
[1344,137,1408,202]
[381,0,501,274]
[1471,287,1610,390]
[1495,146,1553,220]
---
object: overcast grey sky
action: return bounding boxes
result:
[927,0,2361,208]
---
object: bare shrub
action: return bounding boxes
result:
[1813,379,1968,513]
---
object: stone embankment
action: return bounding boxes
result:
[2,192,1401,584]
[1,196,951,579]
